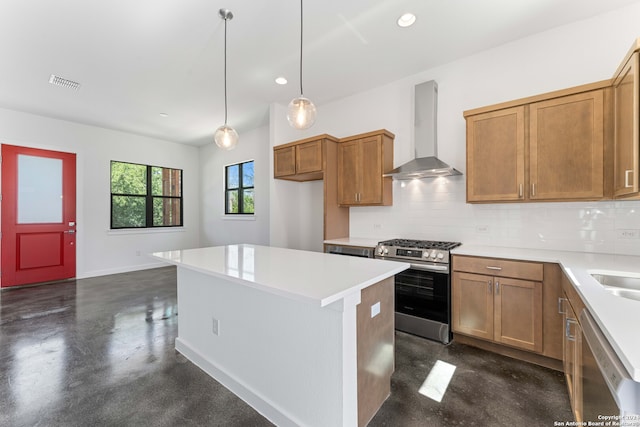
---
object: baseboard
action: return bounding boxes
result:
[175,338,303,427]
[453,333,563,371]
[77,261,169,279]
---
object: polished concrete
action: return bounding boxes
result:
[0,267,572,426]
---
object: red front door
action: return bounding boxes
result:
[1,144,77,287]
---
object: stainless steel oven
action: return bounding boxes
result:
[375,239,461,344]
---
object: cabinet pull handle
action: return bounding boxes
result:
[558,297,567,315]
[488,280,492,293]
[486,266,502,271]
[495,281,500,294]
[519,184,523,198]
[566,318,577,341]
[625,170,633,188]
[531,183,536,197]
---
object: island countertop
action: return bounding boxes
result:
[152,244,409,308]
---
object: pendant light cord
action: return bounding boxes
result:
[223,15,229,125]
[299,0,304,97]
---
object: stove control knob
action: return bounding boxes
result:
[377,247,384,255]
[436,253,445,260]
[430,250,437,258]
[384,248,389,254]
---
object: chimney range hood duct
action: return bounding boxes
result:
[384,80,462,179]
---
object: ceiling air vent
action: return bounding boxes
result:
[48,74,81,90]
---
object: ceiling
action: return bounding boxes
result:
[1,0,638,146]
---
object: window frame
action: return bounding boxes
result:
[110,160,183,229]
[224,160,255,215]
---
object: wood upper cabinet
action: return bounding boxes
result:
[464,82,609,203]
[529,90,604,200]
[466,106,525,202]
[452,256,543,353]
[274,137,327,181]
[613,40,640,198]
[337,130,393,206]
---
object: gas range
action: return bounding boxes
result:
[375,239,461,269]
[374,238,461,344]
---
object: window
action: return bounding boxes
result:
[225,160,254,214]
[110,161,183,228]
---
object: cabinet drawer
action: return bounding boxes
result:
[453,256,543,281]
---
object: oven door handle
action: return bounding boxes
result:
[408,263,449,272]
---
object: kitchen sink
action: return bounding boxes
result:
[591,273,640,302]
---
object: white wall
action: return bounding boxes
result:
[0,107,201,278]
[200,125,270,246]
[270,1,640,256]
[269,103,325,252]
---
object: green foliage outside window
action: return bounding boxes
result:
[110,161,182,228]
[225,161,254,214]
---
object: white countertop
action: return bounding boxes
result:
[152,244,409,308]
[323,237,383,248]
[452,245,640,382]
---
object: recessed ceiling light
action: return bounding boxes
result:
[397,13,416,28]
[159,113,169,118]
[275,76,288,85]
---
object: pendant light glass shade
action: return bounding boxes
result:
[215,8,238,150]
[287,0,316,130]
[287,96,316,129]
[214,124,239,150]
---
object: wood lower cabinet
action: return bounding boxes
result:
[452,270,543,353]
[561,271,588,422]
[613,40,640,199]
[337,130,393,206]
[452,256,566,358]
[464,81,609,203]
[561,291,583,422]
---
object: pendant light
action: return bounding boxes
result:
[214,9,239,150]
[286,0,316,129]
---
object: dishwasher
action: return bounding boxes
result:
[580,309,640,421]
[324,244,375,258]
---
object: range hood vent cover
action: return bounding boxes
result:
[384,80,461,179]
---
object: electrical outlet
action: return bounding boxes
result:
[476,225,490,234]
[617,229,640,239]
[212,317,220,336]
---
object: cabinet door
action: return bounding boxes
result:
[494,277,543,352]
[274,146,296,177]
[358,136,383,204]
[338,140,360,205]
[452,272,494,340]
[613,51,640,198]
[529,90,604,200]
[563,299,583,422]
[466,106,525,202]
[296,140,323,174]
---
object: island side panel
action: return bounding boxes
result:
[175,267,352,427]
[356,277,395,427]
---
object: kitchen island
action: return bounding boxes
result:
[152,244,409,427]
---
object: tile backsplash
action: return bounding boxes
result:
[349,176,640,256]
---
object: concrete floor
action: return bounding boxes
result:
[0,266,572,426]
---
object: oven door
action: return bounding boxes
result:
[394,267,449,323]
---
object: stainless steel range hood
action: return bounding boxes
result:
[384,80,462,179]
